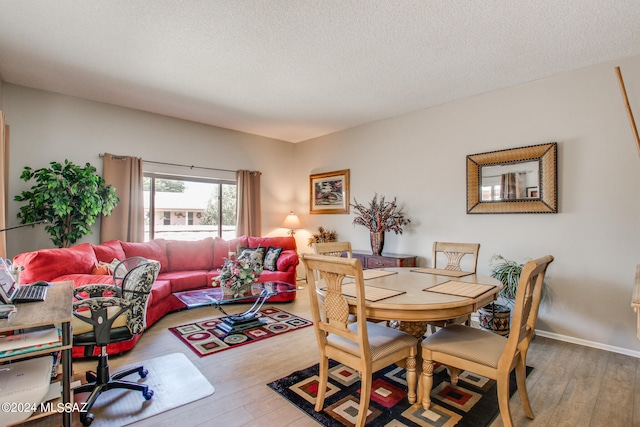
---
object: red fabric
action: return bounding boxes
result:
[213,236,248,268]
[92,240,126,263]
[157,271,208,293]
[149,279,172,301]
[121,240,169,272]
[13,243,97,283]
[276,250,300,271]
[166,238,215,271]
[248,236,297,251]
[73,334,142,358]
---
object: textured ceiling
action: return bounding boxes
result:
[1,1,640,142]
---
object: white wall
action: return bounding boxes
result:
[293,55,640,356]
[2,84,297,256]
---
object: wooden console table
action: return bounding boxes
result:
[0,281,73,427]
[352,251,417,269]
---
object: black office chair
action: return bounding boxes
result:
[72,257,160,426]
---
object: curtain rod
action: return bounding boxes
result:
[99,153,237,173]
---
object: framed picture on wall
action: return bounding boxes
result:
[526,187,539,198]
[310,169,350,214]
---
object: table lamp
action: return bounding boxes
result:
[281,211,302,236]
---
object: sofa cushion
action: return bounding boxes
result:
[248,236,297,251]
[264,247,283,271]
[166,238,214,271]
[276,250,300,272]
[121,240,169,272]
[213,236,248,268]
[13,243,98,284]
[158,271,208,293]
[150,278,172,301]
[92,240,126,263]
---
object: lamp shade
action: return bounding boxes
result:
[281,211,302,235]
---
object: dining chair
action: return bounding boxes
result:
[428,242,481,332]
[420,255,554,427]
[432,241,480,273]
[312,241,353,285]
[312,241,353,258]
[301,254,418,427]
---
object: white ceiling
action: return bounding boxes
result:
[1,1,640,143]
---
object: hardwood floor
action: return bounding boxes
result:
[23,285,640,427]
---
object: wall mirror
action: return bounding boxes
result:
[467,142,557,214]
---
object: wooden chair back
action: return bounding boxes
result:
[303,254,370,361]
[312,241,353,258]
[500,255,553,369]
[432,241,480,272]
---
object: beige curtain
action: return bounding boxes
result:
[501,172,526,200]
[0,113,8,258]
[101,153,144,243]
[236,170,261,237]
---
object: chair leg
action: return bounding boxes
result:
[315,357,329,412]
[406,355,417,404]
[421,359,434,410]
[448,366,462,385]
[356,369,372,427]
[112,364,148,381]
[515,356,534,419]
[497,374,514,427]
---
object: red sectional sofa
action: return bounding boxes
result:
[12,235,299,358]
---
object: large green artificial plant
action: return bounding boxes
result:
[14,160,119,248]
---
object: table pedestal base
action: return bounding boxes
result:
[217,313,265,333]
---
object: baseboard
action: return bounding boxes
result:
[534,329,640,359]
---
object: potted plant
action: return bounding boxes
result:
[478,254,524,336]
[351,193,410,255]
[307,226,337,247]
[14,160,119,248]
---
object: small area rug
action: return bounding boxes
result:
[268,360,531,427]
[74,352,214,427]
[169,306,312,357]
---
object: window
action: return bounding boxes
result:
[144,174,236,241]
[481,185,502,201]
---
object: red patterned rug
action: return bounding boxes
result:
[169,306,312,357]
[268,360,532,426]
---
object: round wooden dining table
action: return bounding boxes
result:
[319,267,503,338]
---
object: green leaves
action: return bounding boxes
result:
[489,254,524,301]
[14,160,119,248]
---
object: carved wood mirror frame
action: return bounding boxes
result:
[467,142,558,214]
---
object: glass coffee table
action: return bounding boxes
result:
[173,281,297,333]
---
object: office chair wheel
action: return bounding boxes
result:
[140,368,148,378]
[80,412,94,426]
[143,389,154,400]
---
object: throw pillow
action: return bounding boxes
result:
[99,258,123,275]
[264,247,283,271]
[91,263,110,275]
[237,247,266,269]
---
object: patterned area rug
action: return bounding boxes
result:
[169,306,312,357]
[268,360,531,427]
